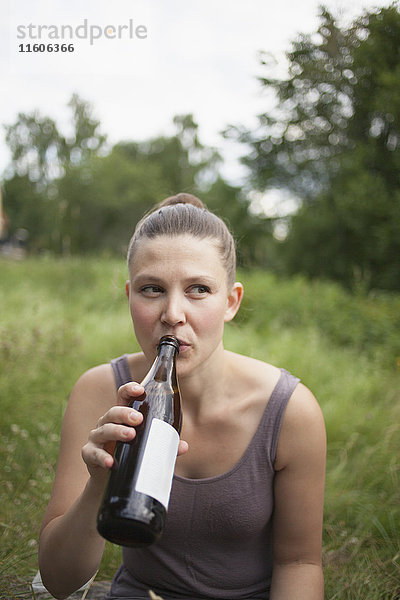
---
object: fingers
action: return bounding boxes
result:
[91,422,136,445]
[96,405,143,429]
[83,436,189,473]
[82,442,114,471]
[117,382,145,406]
[82,377,189,479]
[82,404,144,475]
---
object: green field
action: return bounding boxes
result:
[1,257,399,599]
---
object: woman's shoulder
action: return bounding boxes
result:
[69,363,117,407]
[224,350,283,407]
[55,363,118,454]
[224,351,322,428]
[226,350,282,386]
[73,362,115,393]
[70,352,147,406]
[275,382,326,470]
[76,351,145,385]
[284,382,325,436]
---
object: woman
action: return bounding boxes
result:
[39,193,326,600]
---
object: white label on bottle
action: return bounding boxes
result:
[135,418,179,509]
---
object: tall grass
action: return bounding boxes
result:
[0,257,399,599]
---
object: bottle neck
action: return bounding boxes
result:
[142,342,178,385]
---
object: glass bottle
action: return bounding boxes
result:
[97,335,181,547]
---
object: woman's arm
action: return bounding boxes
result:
[270,383,326,600]
[38,365,144,599]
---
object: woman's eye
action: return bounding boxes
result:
[189,285,210,296]
[141,285,163,296]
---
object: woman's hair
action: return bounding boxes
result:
[127,193,236,286]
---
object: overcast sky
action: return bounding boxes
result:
[1,0,389,187]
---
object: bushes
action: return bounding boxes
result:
[237,270,400,368]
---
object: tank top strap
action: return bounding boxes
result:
[110,354,132,390]
[262,368,300,467]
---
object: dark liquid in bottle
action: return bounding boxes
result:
[98,400,166,546]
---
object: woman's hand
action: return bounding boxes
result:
[81,382,188,482]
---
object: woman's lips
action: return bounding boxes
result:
[157,337,190,353]
[176,339,190,353]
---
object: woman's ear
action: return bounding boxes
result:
[224,282,244,323]
[125,281,130,299]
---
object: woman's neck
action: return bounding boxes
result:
[178,346,231,422]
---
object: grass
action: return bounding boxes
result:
[0,256,399,599]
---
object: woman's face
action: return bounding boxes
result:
[126,234,242,378]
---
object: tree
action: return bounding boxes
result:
[66,94,107,167]
[3,94,107,252]
[4,113,65,185]
[54,114,223,255]
[4,93,106,187]
[202,177,275,269]
[3,101,274,262]
[55,146,166,254]
[229,5,400,290]
[113,114,221,196]
[0,174,55,251]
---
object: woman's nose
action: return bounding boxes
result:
[161,295,186,326]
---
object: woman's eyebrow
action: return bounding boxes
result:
[132,274,164,284]
[132,274,218,285]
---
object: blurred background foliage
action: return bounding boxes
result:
[1,4,400,291]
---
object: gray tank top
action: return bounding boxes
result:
[105,355,300,600]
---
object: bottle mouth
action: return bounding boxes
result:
[158,335,180,353]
